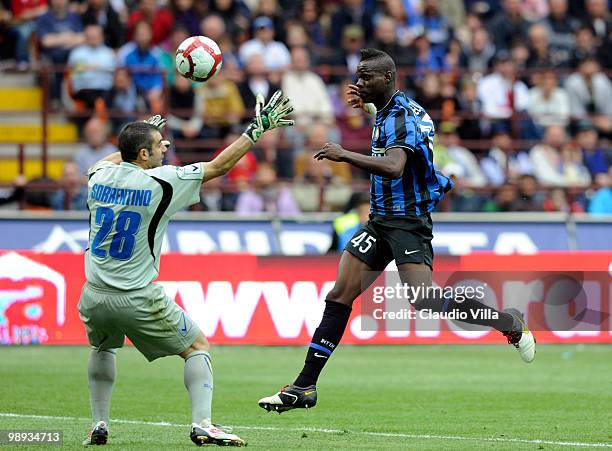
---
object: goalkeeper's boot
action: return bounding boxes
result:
[502,308,536,363]
[82,421,108,446]
[190,423,245,447]
[258,384,317,413]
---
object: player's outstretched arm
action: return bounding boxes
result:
[201,134,253,182]
[314,143,407,179]
[202,90,293,183]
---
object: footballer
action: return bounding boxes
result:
[78,92,293,446]
[258,49,536,413]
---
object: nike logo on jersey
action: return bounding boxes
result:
[179,312,188,335]
[404,250,420,255]
[314,353,329,359]
[176,163,202,179]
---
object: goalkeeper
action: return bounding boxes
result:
[78,91,293,447]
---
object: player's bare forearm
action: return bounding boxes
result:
[314,143,406,179]
[201,135,252,182]
[341,151,404,178]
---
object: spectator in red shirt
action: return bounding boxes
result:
[126,0,173,46]
[9,0,47,63]
[11,0,46,22]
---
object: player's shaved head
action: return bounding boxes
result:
[118,122,160,163]
[359,48,396,80]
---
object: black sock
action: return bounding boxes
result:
[435,297,514,332]
[294,301,352,387]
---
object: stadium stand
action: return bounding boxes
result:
[0,0,610,214]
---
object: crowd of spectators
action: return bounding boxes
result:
[0,0,610,214]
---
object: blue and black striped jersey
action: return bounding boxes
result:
[370,91,454,216]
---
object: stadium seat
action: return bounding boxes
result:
[0,87,41,111]
[0,158,64,182]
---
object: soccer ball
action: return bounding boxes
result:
[175,36,223,82]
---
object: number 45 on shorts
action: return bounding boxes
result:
[350,231,376,253]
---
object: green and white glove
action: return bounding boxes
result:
[243,90,294,143]
[143,114,167,130]
[143,114,171,148]
[364,103,377,116]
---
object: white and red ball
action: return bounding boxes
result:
[175,36,223,82]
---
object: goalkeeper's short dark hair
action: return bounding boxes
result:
[118,122,159,163]
[360,48,396,78]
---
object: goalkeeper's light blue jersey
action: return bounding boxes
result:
[85,161,204,290]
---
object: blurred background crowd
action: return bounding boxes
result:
[0,0,610,215]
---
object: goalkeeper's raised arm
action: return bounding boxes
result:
[88,91,293,182]
[201,90,293,182]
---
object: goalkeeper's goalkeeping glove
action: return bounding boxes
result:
[143,114,171,148]
[142,114,172,149]
[143,114,167,130]
[142,91,293,145]
[243,90,294,143]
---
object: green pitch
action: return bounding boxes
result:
[0,345,611,450]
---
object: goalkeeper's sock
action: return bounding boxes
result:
[87,349,116,427]
[184,351,214,426]
[294,301,352,387]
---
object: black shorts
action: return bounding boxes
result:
[344,214,434,271]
